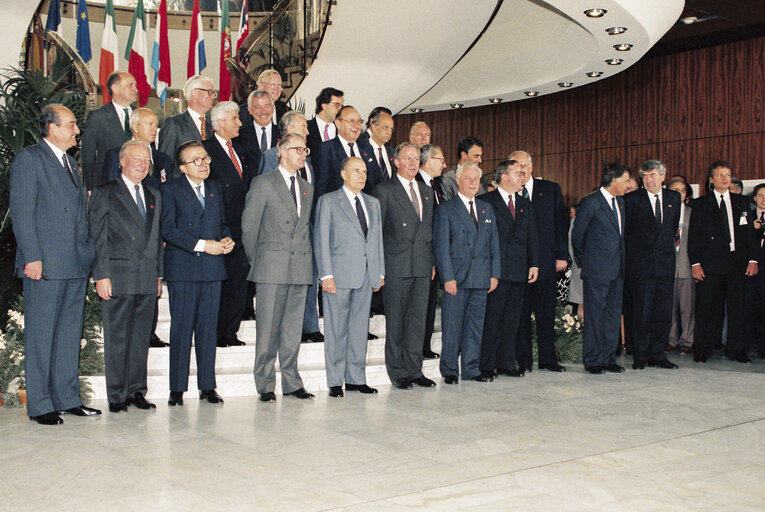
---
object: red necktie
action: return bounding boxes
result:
[323,123,329,141]
[226,140,242,179]
[508,195,515,219]
[199,116,206,140]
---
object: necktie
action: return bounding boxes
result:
[760,211,764,247]
[123,108,131,136]
[199,116,206,140]
[226,140,242,178]
[135,184,146,221]
[720,195,731,243]
[378,147,389,178]
[289,175,297,206]
[522,185,529,200]
[196,185,205,209]
[508,195,516,219]
[298,167,307,181]
[409,181,421,220]
[260,126,267,151]
[355,196,368,238]
[348,142,356,157]
[654,193,662,224]
[323,123,329,141]
[469,200,478,228]
[61,154,76,186]
[430,178,440,205]
[612,197,620,234]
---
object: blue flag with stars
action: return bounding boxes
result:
[76,0,92,62]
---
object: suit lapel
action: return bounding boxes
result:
[179,178,205,215]
[116,179,147,227]
[392,178,421,223]
[107,104,126,135]
[453,197,478,233]
[39,142,79,192]
[598,192,621,234]
[338,189,364,237]
[144,186,157,238]
[492,191,515,232]
[270,171,299,222]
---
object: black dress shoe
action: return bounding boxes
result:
[199,389,224,403]
[367,332,378,340]
[345,383,378,394]
[497,368,524,377]
[127,392,156,409]
[480,371,495,381]
[302,331,324,343]
[586,366,605,374]
[329,386,344,397]
[149,336,169,348]
[216,338,230,348]
[30,412,63,425]
[109,402,128,413]
[285,387,314,399]
[63,405,102,416]
[471,375,491,382]
[423,349,440,359]
[735,354,752,363]
[539,362,566,372]
[632,359,647,370]
[259,392,276,402]
[649,359,679,369]
[241,309,256,321]
[393,379,413,390]
[693,353,708,363]
[412,376,436,388]
[606,363,625,373]
[226,336,246,346]
[444,375,458,385]
[168,391,184,406]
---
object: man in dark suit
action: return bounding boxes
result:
[479,160,539,379]
[160,141,234,406]
[242,134,315,402]
[158,75,215,176]
[315,105,381,196]
[512,150,570,373]
[688,161,759,363]
[572,162,631,374]
[745,183,765,359]
[358,106,392,147]
[374,142,436,390]
[234,89,280,171]
[314,156,385,397]
[366,110,395,185]
[434,163,500,384]
[441,136,484,201]
[89,141,163,412]
[238,70,289,127]
[10,104,99,425]
[624,160,681,369]
[306,87,344,157]
[416,144,446,359]
[203,101,253,348]
[81,71,137,190]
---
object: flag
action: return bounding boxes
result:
[45,0,62,37]
[218,0,232,100]
[151,0,171,106]
[99,0,118,104]
[187,0,207,78]
[76,0,92,62]
[125,0,151,106]
[236,0,249,53]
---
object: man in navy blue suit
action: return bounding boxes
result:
[160,141,234,406]
[10,104,99,425]
[572,163,631,374]
[434,163,500,384]
[235,89,281,171]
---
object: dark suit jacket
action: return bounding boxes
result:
[688,192,758,276]
[624,188,681,279]
[158,111,213,175]
[433,196,500,288]
[238,101,288,128]
[415,173,444,206]
[374,177,434,278]
[315,137,382,196]
[528,178,570,280]
[89,179,163,294]
[10,141,95,279]
[160,177,230,282]
[234,121,280,173]
[101,146,174,189]
[370,143,396,182]
[306,117,324,158]
[203,137,254,245]
[81,103,131,190]
[571,190,625,282]
[479,190,539,283]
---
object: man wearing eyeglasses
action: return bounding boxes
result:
[160,141,234,406]
[235,89,280,171]
[242,134,315,402]
[158,75,216,177]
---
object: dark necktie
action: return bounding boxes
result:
[612,197,620,234]
[654,193,661,224]
[123,108,131,136]
[409,181,420,220]
[226,140,242,179]
[61,154,76,186]
[199,116,206,140]
[522,185,529,200]
[298,167,307,181]
[290,175,297,206]
[355,196,368,238]
[260,126,267,151]
[430,178,440,205]
[469,200,478,228]
[508,195,515,219]
[378,147,389,178]
[196,185,205,209]
[720,195,731,243]
[135,184,146,221]
[348,142,356,157]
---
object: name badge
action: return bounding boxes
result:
[740,212,748,225]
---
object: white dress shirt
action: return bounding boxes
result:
[713,189,736,252]
[121,173,146,211]
[187,107,206,137]
[186,176,207,252]
[315,116,336,142]
[457,192,478,222]
[600,187,621,235]
[278,165,302,218]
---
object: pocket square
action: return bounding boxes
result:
[484,219,492,223]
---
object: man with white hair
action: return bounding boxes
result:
[235,89,280,171]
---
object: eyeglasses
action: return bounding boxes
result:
[182,155,212,166]
[329,101,344,109]
[195,88,218,98]
[288,146,311,155]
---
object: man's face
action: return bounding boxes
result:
[669,181,687,203]
[341,157,367,195]
[755,188,765,211]
[179,146,211,185]
[113,73,138,105]
[257,74,283,103]
[120,144,151,184]
[711,166,731,193]
[248,94,274,127]
[132,112,159,143]
[410,124,431,147]
[335,107,362,142]
[215,109,242,140]
[370,113,394,145]
[288,116,309,138]
[730,183,743,194]
[641,168,665,194]
[395,146,420,180]
[422,149,446,178]
[512,153,533,183]
[190,80,216,114]
[322,95,344,120]
[461,144,483,166]
[279,137,308,172]
[625,178,638,194]
[457,166,482,199]
[48,107,80,151]
[609,171,631,196]
[499,164,526,193]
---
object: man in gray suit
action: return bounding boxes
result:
[667,177,694,354]
[89,140,163,413]
[10,104,99,425]
[314,156,384,397]
[242,133,315,402]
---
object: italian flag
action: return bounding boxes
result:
[125,0,151,106]
[99,0,118,104]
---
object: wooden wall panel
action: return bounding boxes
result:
[391,37,765,205]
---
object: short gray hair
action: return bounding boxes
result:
[129,107,157,127]
[183,75,214,101]
[279,110,306,136]
[277,133,306,160]
[409,121,430,138]
[494,159,519,183]
[509,150,532,164]
[119,139,151,160]
[394,142,419,160]
[210,101,239,127]
[419,144,442,167]
[639,159,666,176]
[456,162,480,180]
[248,89,273,109]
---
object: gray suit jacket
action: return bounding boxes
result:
[314,188,384,289]
[242,170,314,284]
[80,103,131,190]
[675,203,692,279]
[88,178,163,295]
[158,111,213,176]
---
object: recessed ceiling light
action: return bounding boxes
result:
[558,82,574,88]
[680,16,698,25]
[488,98,503,104]
[586,71,603,77]
[606,26,627,35]
[524,91,539,97]
[450,103,464,109]
[410,107,423,113]
[614,43,633,51]
[584,8,607,18]
[605,58,623,65]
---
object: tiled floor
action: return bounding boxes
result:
[2,353,764,511]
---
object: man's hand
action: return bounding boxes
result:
[432,266,436,281]
[322,277,337,294]
[528,267,539,283]
[691,264,705,282]
[555,259,568,272]
[96,278,112,300]
[488,277,498,293]
[220,237,235,254]
[374,277,385,292]
[746,261,759,277]
[444,280,457,295]
[23,261,43,280]
[157,278,163,297]
[204,240,227,255]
